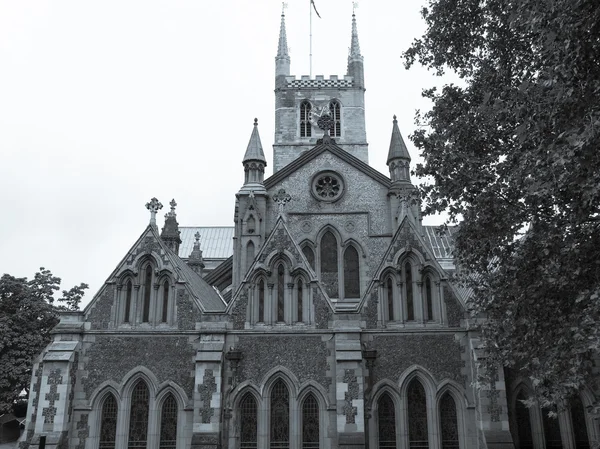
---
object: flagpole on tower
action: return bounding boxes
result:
[309,0,313,77]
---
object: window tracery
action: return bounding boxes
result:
[317,229,361,300]
[99,394,118,449]
[542,408,563,449]
[302,394,319,449]
[408,379,428,449]
[128,380,149,448]
[300,101,312,137]
[240,393,258,449]
[440,393,459,449]
[378,393,397,449]
[159,394,177,449]
[271,380,290,449]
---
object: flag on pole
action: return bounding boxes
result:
[311,0,321,18]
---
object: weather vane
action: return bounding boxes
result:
[353,2,359,14]
[282,2,287,14]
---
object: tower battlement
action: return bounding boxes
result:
[283,75,354,89]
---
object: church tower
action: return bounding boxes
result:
[273,12,368,172]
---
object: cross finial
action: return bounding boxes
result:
[145,197,163,227]
[194,231,201,243]
[273,188,291,215]
[168,198,177,217]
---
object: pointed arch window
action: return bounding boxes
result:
[99,394,118,449]
[159,394,178,449]
[277,265,285,322]
[378,393,397,449]
[386,277,395,321]
[302,394,320,449]
[320,231,339,298]
[258,279,265,323]
[124,280,133,323]
[271,380,290,449]
[424,276,434,321]
[142,266,152,323]
[128,380,149,448]
[300,101,312,137]
[405,262,415,321]
[542,408,563,449]
[297,279,304,323]
[247,241,255,268]
[407,379,428,449]
[343,246,360,298]
[161,280,169,323]
[440,393,459,449]
[303,246,315,271]
[240,393,258,449]
[329,100,341,137]
[515,391,533,449]
[570,395,590,449]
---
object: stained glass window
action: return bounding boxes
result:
[344,246,360,298]
[408,379,428,449]
[405,263,414,321]
[278,265,285,322]
[303,246,315,270]
[425,277,433,321]
[143,266,152,323]
[440,393,459,449]
[270,380,290,449]
[329,100,341,137]
[247,241,255,267]
[515,391,533,449]
[99,394,117,449]
[240,393,258,449]
[159,394,178,449]
[387,277,394,321]
[124,280,132,323]
[258,280,265,322]
[320,232,339,298]
[128,380,149,448]
[162,280,169,323]
[571,395,590,449]
[542,408,563,449]
[302,394,319,449]
[301,101,312,137]
[297,279,303,323]
[378,393,397,449]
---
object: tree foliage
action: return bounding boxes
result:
[405,0,600,406]
[0,268,87,413]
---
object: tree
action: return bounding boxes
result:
[404,0,600,407]
[0,268,87,413]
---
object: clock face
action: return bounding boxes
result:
[308,104,333,132]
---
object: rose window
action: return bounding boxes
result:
[312,171,344,202]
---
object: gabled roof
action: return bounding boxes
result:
[264,139,391,189]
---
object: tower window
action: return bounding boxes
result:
[329,100,341,137]
[300,101,312,137]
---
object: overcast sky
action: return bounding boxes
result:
[0,0,449,306]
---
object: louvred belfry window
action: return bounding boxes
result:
[302,394,319,449]
[240,393,258,449]
[300,101,312,137]
[271,380,290,449]
[440,393,459,449]
[159,394,178,449]
[329,100,341,137]
[128,380,149,448]
[99,394,118,449]
[407,379,428,449]
[378,393,397,449]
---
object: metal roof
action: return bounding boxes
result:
[179,227,234,260]
[422,225,455,259]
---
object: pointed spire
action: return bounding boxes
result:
[277,10,289,59]
[387,115,411,163]
[243,118,266,164]
[349,12,362,60]
[347,12,364,87]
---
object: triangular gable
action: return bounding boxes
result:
[84,225,226,318]
[264,141,391,190]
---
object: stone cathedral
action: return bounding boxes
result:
[20,11,598,449]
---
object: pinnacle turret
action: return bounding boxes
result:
[242,118,266,188]
[387,115,412,183]
[187,231,205,275]
[160,199,182,254]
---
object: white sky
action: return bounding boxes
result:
[0,0,449,307]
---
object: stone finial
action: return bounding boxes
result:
[145,197,163,227]
[273,188,291,215]
[168,199,177,217]
[187,231,205,274]
[194,231,201,243]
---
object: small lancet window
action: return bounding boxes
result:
[240,393,258,449]
[542,407,563,449]
[407,379,428,449]
[515,390,534,449]
[161,280,169,323]
[320,231,339,298]
[303,246,315,270]
[440,393,459,449]
[300,101,312,137]
[128,380,150,448]
[378,393,397,449]
[271,380,290,449]
[405,262,414,321]
[387,277,394,321]
[302,394,320,449]
[425,277,433,321]
[277,265,285,322]
[343,246,360,298]
[297,279,304,323]
[329,100,341,137]
[247,241,255,268]
[99,394,118,449]
[159,394,178,449]
[124,280,133,323]
[143,266,152,323]
[258,279,265,323]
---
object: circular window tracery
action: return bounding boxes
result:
[311,171,344,202]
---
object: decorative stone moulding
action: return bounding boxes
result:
[310,170,345,203]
